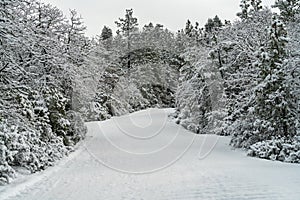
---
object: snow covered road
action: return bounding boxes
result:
[1,108,300,200]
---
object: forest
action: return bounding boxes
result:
[0,0,300,184]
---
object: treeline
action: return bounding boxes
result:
[175,0,300,163]
[0,0,89,183]
[88,9,183,120]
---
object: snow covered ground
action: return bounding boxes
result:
[1,108,300,200]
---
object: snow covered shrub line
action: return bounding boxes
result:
[0,122,67,184]
[247,136,300,163]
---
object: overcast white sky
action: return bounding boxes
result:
[40,0,275,37]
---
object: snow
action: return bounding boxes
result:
[1,108,300,200]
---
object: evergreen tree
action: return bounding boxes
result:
[100,25,113,50]
[237,0,251,19]
[115,8,138,36]
[273,0,300,22]
[250,0,263,11]
[213,15,223,28]
[286,15,300,134]
[237,0,263,20]
[143,22,154,31]
[185,20,193,37]
[100,25,113,40]
[253,16,297,137]
[204,16,223,33]
[205,18,214,32]
[115,8,138,69]
[220,8,272,132]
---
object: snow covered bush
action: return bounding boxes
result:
[229,118,274,148]
[65,111,87,145]
[0,88,86,184]
[0,130,15,183]
[0,122,69,183]
[248,136,300,163]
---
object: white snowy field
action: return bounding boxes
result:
[1,108,300,200]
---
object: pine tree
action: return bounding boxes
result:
[272,0,300,22]
[205,18,214,32]
[213,15,223,28]
[204,16,223,33]
[237,0,263,20]
[250,0,263,11]
[115,8,138,36]
[237,0,251,19]
[286,10,300,132]
[143,22,154,31]
[100,26,113,40]
[253,16,297,137]
[185,20,193,37]
[115,8,138,70]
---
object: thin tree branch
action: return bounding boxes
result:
[0,63,9,73]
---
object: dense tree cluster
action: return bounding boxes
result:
[0,0,89,183]
[175,0,300,163]
[1,0,299,184]
[88,10,183,121]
